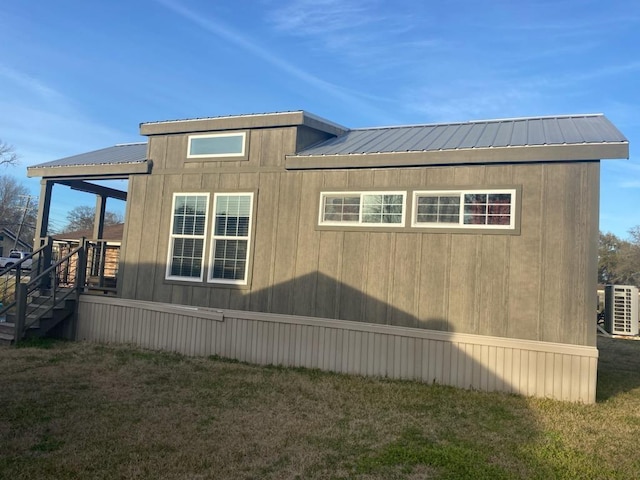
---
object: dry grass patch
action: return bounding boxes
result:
[0,336,639,479]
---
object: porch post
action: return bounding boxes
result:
[93,195,107,281]
[93,194,106,240]
[35,180,53,246]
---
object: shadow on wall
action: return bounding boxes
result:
[120,268,545,398]
[143,270,453,331]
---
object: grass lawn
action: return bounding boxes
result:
[1,336,639,479]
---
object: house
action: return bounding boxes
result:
[0,228,32,257]
[26,111,629,402]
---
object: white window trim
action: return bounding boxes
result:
[166,193,210,282]
[208,192,254,285]
[412,189,516,229]
[318,191,406,227]
[187,132,247,159]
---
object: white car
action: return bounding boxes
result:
[0,251,32,270]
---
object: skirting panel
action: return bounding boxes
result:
[77,296,598,403]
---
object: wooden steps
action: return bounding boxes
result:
[0,294,76,345]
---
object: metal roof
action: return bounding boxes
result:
[295,114,628,156]
[29,142,147,169]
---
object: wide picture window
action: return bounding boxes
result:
[320,191,405,226]
[413,189,516,229]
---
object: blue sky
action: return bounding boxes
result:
[0,0,638,237]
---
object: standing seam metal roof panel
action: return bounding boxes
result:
[295,114,628,157]
[29,143,148,169]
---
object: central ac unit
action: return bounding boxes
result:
[604,285,639,336]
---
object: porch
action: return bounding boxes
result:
[27,142,150,297]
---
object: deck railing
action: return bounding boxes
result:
[0,237,87,340]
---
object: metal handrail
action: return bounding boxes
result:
[1,240,52,311]
[0,241,48,276]
[27,244,83,288]
[15,243,86,339]
[2,237,87,341]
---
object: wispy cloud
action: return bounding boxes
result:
[0,65,64,105]
[151,0,395,122]
[267,0,377,34]
[265,0,444,69]
[0,64,132,162]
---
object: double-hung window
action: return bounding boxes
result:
[209,193,253,284]
[413,189,516,229]
[166,194,209,281]
[166,192,254,285]
[319,191,406,226]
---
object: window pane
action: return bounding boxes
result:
[215,195,251,236]
[419,204,438,215]
[212,240,248,280]
[462,192,512,226]
[415,195,460,224]
[489,194,511,204]
[488,216,510,225]
[173,195,206,235]
[323,195,360,222]
[418,197,437,205]
[488,204,511,215]
[190,134,244,156]
[464,214,487,225]
[170,238,204,278]
[464,193,487,204]
[362,194,403,224]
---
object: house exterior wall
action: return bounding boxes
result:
[118,123,600,348]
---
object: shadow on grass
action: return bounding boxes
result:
[596,335,640,401]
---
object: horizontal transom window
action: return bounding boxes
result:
[413,189,516,229]
[187,132,246,158]
[319,191,406,226]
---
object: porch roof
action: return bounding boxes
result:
[27,142,150,178]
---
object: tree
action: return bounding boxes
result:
[0,175,37,246]
[61,205,123,233]
[0,140,18,167]
[598,229,640,287]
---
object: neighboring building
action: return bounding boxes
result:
[27,111,629,402]
[0,228,32,257]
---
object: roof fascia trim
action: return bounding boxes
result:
[140,111,347,136]
[27,160,151,178]
[285,142,629,170]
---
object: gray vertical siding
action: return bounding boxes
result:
[121,126,600,348]
[77,296,598,403]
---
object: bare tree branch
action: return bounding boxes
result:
[0,175,37,246]
[61,205,124,233]
[0,140,19,167]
